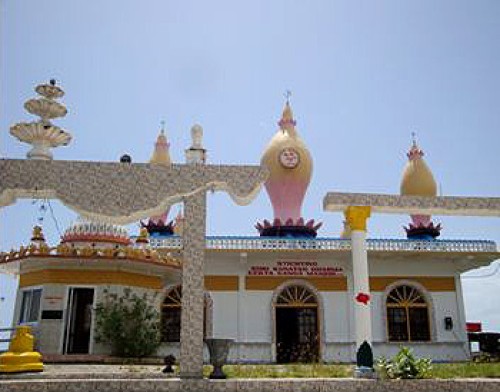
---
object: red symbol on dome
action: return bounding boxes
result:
[355,292,370,305]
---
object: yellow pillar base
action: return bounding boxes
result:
[0,352,43,373]
[0,326,44,373]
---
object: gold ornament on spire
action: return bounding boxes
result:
[135,227,150,245]
[31,226,45,242]
[277,91,297,137]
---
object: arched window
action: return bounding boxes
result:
[161,285,182,342]
[161,285,209,342]
[386,285,430,342]
[276,285,318,306]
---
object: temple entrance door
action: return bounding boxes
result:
[63,287,94,354]
[275,285,319,363]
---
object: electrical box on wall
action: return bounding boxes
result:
[444,316,453,330]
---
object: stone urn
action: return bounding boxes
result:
[205,338,233,379]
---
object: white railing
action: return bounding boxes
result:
[147,236,497,253]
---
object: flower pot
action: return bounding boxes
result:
[204,338,233,379]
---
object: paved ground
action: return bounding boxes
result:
[0,364,170,379]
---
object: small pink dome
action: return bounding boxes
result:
[61,220,131,246]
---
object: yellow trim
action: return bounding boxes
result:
[19,270,163,289]
[245,276,347,291]
[370,276,456,292]
[204,275,239,291]
[344,206,371,232]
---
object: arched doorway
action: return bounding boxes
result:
[274,284,320,363]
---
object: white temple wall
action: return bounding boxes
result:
[210,291,238,339]
[241,291,273,342]
[37,284,66,354]
[12,284,66,354]
[370,292,386,343]
[10,249,474,362]
[432,292,463,342]
[323,292,350,342]
[368,256,458,276]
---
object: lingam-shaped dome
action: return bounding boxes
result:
[60,219,131,246]
[261,101,312,221]
[257,99,320,237]
[400,138,437,197]
[400,136,441,239]
[149,124,171,166]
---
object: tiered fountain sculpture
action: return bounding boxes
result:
[10,79,71,160]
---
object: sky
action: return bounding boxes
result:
[0,1,499,332]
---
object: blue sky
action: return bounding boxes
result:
[1,1,499,332]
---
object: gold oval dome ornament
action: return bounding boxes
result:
[279,147,300,169]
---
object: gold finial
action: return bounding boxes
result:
[135,227,150,244]
[173,210,184,236]
[284,90,292,104]
[278,91,296,134]
[31,225,45,242]
[411,131,417,147]
[407,131,424,161]
[160,120,166,135]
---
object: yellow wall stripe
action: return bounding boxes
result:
[19,269,163,289]
[245,276,348,291]
[205,275,239,291]
[370,276,456,292]
[20,270,455,293]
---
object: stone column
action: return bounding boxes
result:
[344,206,372,350]
[179,192,206,379]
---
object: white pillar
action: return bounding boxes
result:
[345,206,372,350]
[237,252,247,362]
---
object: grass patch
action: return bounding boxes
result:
[200,362,500,379]
[431,362,500,379]
[203,364,354,378]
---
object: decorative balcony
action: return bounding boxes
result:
[146,236,498,253]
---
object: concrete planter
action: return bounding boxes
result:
[205,338,233,379]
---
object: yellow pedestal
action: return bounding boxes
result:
[0,326,43,373]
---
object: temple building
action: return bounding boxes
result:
[1,98,498,363]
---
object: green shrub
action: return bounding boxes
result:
[95,288,161,357]
[376,346,432,379]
